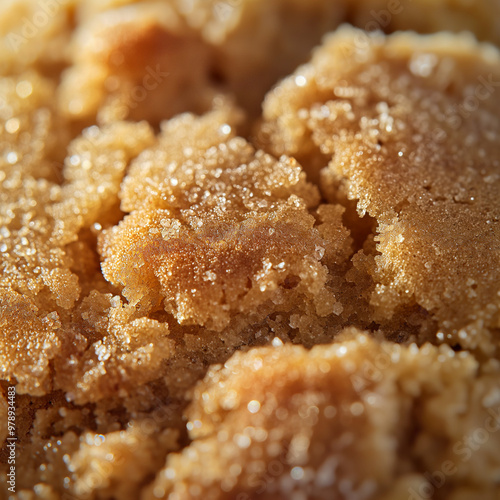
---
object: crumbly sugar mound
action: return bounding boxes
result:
[0,106,354,496]
[57,2,216,125]
[146,330,500,500]
[100,107,353,333]
[0,101,354,498]
[259,27,500,355]
[63,0,350,120]
[0,106,153,395]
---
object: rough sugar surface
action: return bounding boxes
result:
[145,332,500,500]
[259,27,500,356]
[56,0,352,126]
[1,1,500,499]
[100,106,341,332]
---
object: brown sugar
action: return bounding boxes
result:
[145,331,500,500]
[100,106,352,333]
[0,108,153,395]
[57,2,215,125]
[259,26,500,356]
[56,0,352,126]
[1,1,500,499]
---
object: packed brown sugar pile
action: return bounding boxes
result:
[1,1,500,499]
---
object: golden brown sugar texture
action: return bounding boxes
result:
[55,0,350,125]
[54,292,174,404]
[0,98,358,497]
[146,331,500,500]
[0,108,154,394]
[100,107,354,332]
[58,2,216,125]
[0,72,72,394]
[0,105,357,497]
[259,27,500,354]
[2,0,500,125]
[3,1,500,498]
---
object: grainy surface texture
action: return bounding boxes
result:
[1,1,500,500]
